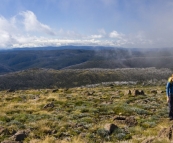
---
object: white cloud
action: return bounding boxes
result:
[20,11,56,36]
[12,36,127,48]
[0,16,18,48]
[0,11,58,48]
[0,16,17,33]
[98,29,106,35]
[0,31,18,48]
[0,14,156,49]
[90,34,103,39]
[0,8,173,49]
[109,31,123,39]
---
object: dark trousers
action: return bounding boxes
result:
[169,96,173,118]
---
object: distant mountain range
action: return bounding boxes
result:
[0,46,173,75]
[0,46,173,89]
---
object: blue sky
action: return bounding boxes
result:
[0,0,173,48]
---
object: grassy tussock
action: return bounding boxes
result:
[0,84,170,142]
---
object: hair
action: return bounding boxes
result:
[168,77,173,82]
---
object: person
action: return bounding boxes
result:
[166,75,173,120]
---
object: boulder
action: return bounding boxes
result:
[43,102,54,109]
[132,89,145,96]
[124,90,132,95]
[10,130,29,142]
[113,115,126,121]
[140,90,145,95]
[104,123,118,134]
[113,116,137,127]
[128,90,132,95]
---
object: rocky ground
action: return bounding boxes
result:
[0,83,172,143]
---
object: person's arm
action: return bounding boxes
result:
[166,82,170,103]
[167,96,170,103]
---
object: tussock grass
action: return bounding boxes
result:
[0,84,171,142]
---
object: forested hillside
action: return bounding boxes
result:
[1,46,173,75]
[0,68,170,90]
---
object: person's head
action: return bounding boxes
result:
[168,75,173,82]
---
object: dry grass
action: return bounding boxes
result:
[0,84,171,142]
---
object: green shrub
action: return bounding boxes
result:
[80,108,89,113]
[111,128,131,141]
[131,107,148,115]
[80,117,93,123]
[113,103,134,115]
[97,128,109,138]
[0,116,11,122]
[8,120,25,128]
[75,100,84,106]
[14,113,28,123]
[141,121,156,128]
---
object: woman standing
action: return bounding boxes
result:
[166,75,173,120]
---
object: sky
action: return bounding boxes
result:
[0,0,173,49]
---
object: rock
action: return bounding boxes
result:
[151,90,157,94]
[128,90,132,95]
[161,90,166,93]
[125,90,132,95]
[134,90,139,95]
[113,116,137,127]
[131,89,145,96]
[10,130,29,141]
[141,137,155,143]
[125,116,137,127]
[113,115,126,121]
[113,115,126,124]
[104,123,118,134]
[43,102,54,109]
[85,91,95,96]
[140,90,145,95]
[6,89,15,93]
[79,132,87,138]
[0,126,10,136]
[133,89,145,95]
[158,125,173,140]
[52,89,59,93]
